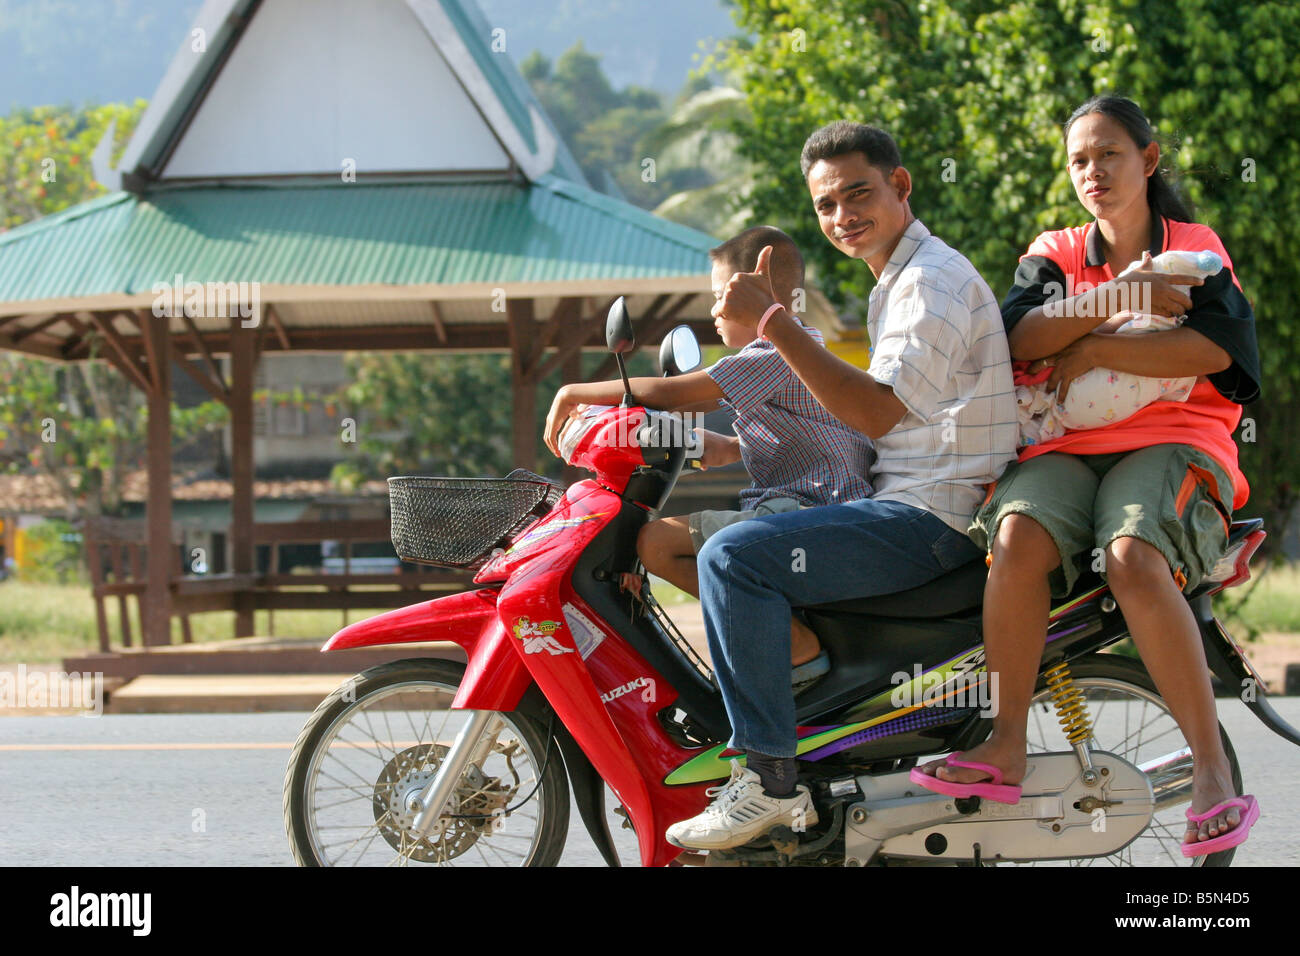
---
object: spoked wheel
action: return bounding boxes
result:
[283,658,568,866]
[1011,654,1241,867]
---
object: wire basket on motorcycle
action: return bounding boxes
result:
[387,469,564,569]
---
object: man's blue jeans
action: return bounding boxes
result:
[696,498,981,757]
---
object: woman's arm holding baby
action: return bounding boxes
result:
[1034,328,1231,403]
[1009,265,1205,361]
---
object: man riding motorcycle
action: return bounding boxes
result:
[662,121,1020,850]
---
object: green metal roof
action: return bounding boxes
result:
[0,175,717,306]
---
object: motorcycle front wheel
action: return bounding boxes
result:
[283,658,569,866]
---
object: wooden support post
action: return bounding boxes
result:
[128,542,144,647]
[230,316,256,638]
[429,301,449,345]
[80,521,112,653]
[142,313,174,647]
[179,311,230,397]
[506,297,537,471]
[110,542,131,648]
[88,312,152,392]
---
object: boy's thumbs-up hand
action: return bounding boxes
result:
[711,244,780,332]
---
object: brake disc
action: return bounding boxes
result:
[371,743,516,863]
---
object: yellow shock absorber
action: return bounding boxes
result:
[1042,660,1092,746]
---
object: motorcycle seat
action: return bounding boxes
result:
[802,558,988,619]
[800,519,1264,624]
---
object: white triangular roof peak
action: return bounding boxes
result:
[102,0,570,186]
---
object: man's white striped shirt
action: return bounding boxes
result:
[865,218,1019,532]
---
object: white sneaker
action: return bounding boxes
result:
[665,759,818,850]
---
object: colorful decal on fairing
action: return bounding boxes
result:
[561,602,605,659]
[837,644,989,723]
[665,646,993,786]
[600,676,656,705]
[1049,584,1107,621]
[506,511,612,555]
[511,616,573,656]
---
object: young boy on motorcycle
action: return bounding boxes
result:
[544,226,875,685]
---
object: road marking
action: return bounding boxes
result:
[0,742,296,751]
[0,739,433,752]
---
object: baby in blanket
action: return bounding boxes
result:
[1016,249,1224,447]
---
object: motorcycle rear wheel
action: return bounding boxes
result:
[283,658,569,866]
[1006,653,1242,867]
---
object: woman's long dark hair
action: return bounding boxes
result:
[1064,95,1194,223]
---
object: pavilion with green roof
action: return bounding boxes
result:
[0,0,837,652]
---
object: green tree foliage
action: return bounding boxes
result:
[330,353,516,486]
[645,84,755,236]
[13,518,82,583]
[0,354,228,517]
[329,350,660,487]
[0,101,228,518]
[711,0,1300,528]
[523,43,739,214]
[0,101,145,229]
[523,43,669,205]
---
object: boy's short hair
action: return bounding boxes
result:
[800,121,902,179]
[709,225,805,306]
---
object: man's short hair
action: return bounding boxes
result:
[800,121,902,179]
[709,225,805,304]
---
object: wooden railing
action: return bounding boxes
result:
[81,516,473,652]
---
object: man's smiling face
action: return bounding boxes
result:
[807,152,911,273]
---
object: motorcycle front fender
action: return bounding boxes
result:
[322,588,533,711]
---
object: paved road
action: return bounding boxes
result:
[1,698,1296,867]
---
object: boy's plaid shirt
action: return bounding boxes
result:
[706,322,875,510]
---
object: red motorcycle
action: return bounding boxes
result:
[283,299,1294,867]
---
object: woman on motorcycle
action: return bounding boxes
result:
[911,95,1263,855]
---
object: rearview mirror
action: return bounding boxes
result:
[606,297,635,355]
[659,325,702,376]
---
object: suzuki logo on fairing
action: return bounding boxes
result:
[512,617,573,656]
[600,676,656,705]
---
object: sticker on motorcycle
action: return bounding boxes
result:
[561,602,605,659]
[506,511,612,555]
[511,616,573,656]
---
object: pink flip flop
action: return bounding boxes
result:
[1181,795,1260,858]
[909,752,1022,805]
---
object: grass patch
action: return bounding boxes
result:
[0,579,403,665]
[644,576,699,606]
[2,560,1293,664]
[1214,560,1300,638]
